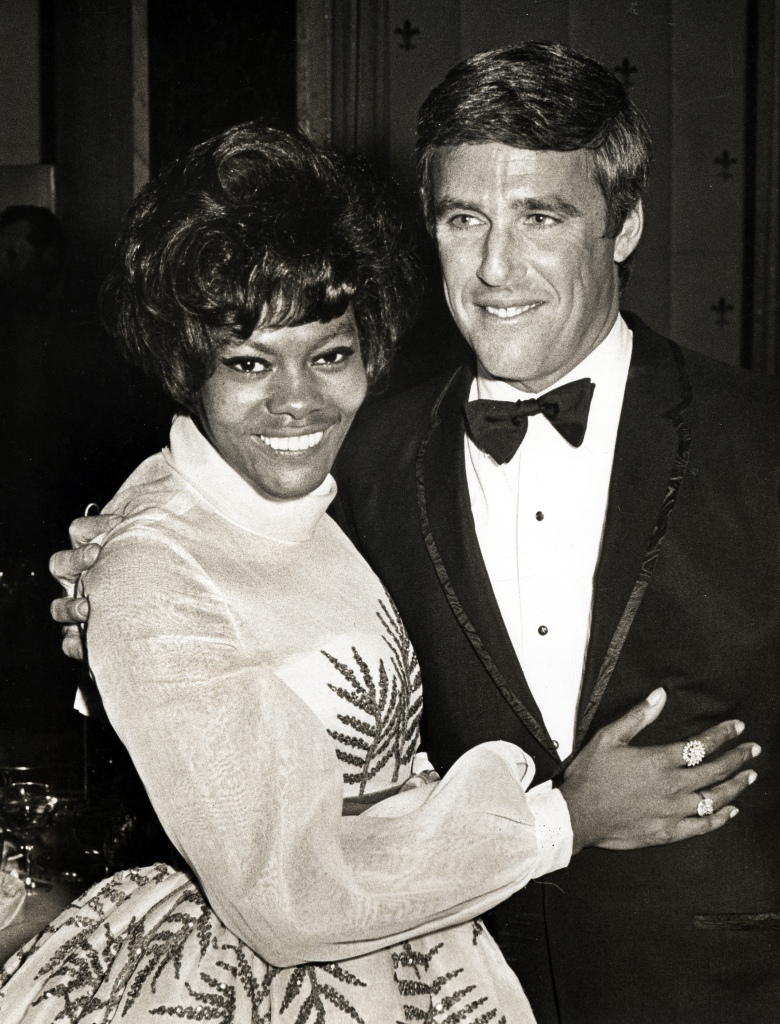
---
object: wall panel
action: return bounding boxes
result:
[670,0,746,363]
[459,0,569,56]
[0,0,40,165]
[569,0,673,335]
[386,0,462,184]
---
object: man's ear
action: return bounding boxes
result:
[614,201,644,264]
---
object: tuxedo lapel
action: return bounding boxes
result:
[576,317,693,749]
[415,364,560,760]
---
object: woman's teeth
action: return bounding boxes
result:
[259,431,324,452]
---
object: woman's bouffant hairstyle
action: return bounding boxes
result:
[417,41,652,285]
[101,123,419,408]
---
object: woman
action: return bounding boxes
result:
[0,123,744,1023]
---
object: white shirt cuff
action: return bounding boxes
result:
[526,780,573,878]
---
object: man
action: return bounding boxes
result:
[330,42,780,1023]
[51,43,773,1023]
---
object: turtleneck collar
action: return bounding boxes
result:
[164,414,337,544]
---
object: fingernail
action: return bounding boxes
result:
[646,687,666,706]
[748,771,758,785]
[729,807,739,818]
[77,599,89,617]
[734,721,745,735]
[751,745,762,758]
[84,503,101,516]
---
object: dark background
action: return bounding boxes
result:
[0,1,298,751]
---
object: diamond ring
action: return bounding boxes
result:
[696,793,715,816]
[682,739,706,767]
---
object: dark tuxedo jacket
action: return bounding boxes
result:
[333,314,780,1024]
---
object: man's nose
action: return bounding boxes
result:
[477,225,524,287]
[265,368,324,420]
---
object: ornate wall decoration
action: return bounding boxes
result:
[714,149,737,180]
[613,57,638,90]
[394,19,420,50]
[711,298,734,327]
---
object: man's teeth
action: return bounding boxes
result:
[259,431,324,452]
[484,304,537,319]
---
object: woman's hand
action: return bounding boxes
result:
[49,511,124,659]
[560,688,759,853]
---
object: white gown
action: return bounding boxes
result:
[0,415,571,1022]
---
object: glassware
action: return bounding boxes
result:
[0,781,59,894]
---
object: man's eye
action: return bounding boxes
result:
[448,214,481,228]
[313,346,355,366]
[527,214,559,227]
[222,357,268,374]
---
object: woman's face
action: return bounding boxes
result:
[196,309,368,501]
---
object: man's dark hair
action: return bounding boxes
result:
[101,122,418,409]
[417,41,652,284]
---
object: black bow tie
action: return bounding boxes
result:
[463,378,595,464]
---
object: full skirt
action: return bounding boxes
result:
[0,863,535,1023]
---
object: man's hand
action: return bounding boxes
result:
[49,512,123,660]
[560,688,759,853]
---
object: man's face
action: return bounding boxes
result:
[431,143,642,392]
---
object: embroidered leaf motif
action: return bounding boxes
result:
[0,866,276,1024]
[324,597,422,795]
[279,962,367,1023]
[391,939,507,1023]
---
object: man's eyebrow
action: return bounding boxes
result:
[433,195,475,218]
[513,195,582,217]
[433,194,582,218]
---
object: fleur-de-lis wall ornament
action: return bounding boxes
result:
[614,57,638,91]
[395,19,420,50]
[714,149,737,180]
[711,298,734,327]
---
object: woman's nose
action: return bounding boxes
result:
[265,368,324,420]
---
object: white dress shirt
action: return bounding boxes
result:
[465,315,633,758]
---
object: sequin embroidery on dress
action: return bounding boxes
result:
[324,598,422,796]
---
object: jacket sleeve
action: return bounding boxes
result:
[84,522,571,968]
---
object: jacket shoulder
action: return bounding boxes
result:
[336,370,458,477]
[625,311,780,453]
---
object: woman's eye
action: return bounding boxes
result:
[313,346,355,366]
[222,357,269,374]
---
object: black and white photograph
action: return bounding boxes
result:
[0,2,778,1021]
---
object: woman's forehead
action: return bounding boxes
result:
[222,309,359,353]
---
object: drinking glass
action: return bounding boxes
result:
[1,781,59,894]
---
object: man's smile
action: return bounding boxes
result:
[481,302,544,320]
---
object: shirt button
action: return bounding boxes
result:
[535,511,544,521]
[553,740,560,749]
[538,625,548,635]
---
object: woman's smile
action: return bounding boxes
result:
[257,429,327,453]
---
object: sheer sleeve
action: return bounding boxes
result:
[84,521,570,968]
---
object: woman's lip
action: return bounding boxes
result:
[255,427,330,453]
